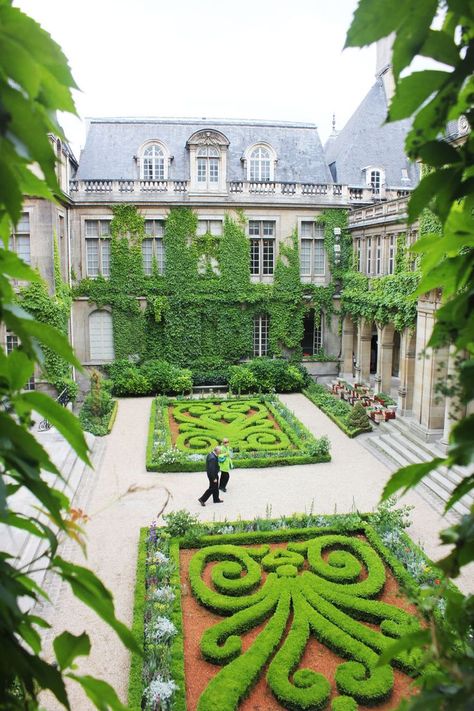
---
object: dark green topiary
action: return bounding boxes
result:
[347,401,372,432]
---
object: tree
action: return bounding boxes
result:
[346,1,474,707]
[0,1,139,708]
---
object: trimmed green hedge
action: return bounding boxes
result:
[147,395,331,471]
[131,516,441,710]
[303,384,372,437]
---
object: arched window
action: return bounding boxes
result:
[249,146,271,181]
[197,146,220,186]
[245,144,276,182]
[89,311,114,361]
[141,143,166,180]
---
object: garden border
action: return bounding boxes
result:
[146,395,330,472]
[303,387,372,438]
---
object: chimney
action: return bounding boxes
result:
[375,34,395,103]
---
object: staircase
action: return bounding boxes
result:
[362,415,474,517]
[0,428,104,595]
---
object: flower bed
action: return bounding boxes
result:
[303,384,372,438]
[129,507,446,711]
[146,396,330,471]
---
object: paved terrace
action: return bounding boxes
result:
[39,394,473,710]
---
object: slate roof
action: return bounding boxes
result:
[324,79,419,187]
[76,118,333,183]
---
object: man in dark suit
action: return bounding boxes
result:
[198,446,224,506]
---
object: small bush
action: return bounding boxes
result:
[163,510,202,538]
[79,371,116,435]
[346,402,371,432]
[228,366,258,393]
[106,358,192,396]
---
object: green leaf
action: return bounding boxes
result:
[22,319,83,370]
[345,0,411,47]
[417,140,462,167]
[407,168,460,222]
[420,29,460,66]
[0,32,41,97]
[0,248,40,281]
[20,391,90,466]
[382,458,446,499]
[447,415,474,467]
[54,631,91,671]
[68,674,128,711]
[376,629,431,666]
[388,70,450,121]
[3,348,34,390]
[444,475,474,512]
[53,557,142,656]
[391,1,438,79]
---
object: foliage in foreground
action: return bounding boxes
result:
[0,3,138,708]
[346,0,474,707]
[129,502,448,710]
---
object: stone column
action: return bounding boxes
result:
[374,323,394,393]
[355,319,372,384]
[397,327,416,415]
[341,315,355,378]
[412,291,448,439]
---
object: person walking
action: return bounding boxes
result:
[218,437,233,492]
[198,446,223,506]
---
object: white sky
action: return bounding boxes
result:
[15,0,376,158]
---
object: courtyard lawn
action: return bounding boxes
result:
[129,511,443,711]
[146,396,330,471]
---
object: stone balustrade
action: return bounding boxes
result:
[69,178,410,205]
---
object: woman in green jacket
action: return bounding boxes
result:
[218,437,233,492]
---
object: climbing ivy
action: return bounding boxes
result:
[74,206,347,366]
[20,234,77,398]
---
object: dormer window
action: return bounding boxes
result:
[197,146,220,186]
[363,165,385,196]
[370,170,381,194]
[244,143,276,182]
[187,129,229,193]
[139,141,169,181]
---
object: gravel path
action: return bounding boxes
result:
[41,394,473,709]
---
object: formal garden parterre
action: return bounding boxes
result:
[146,395,330,471]
[129,505,449,711]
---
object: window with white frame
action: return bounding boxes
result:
[313,316,323,353]
[197,146,220,186]
[6,331,19,354]
[89,311,114,361]
[142,143,166,181]
[355,239,361,271]
[9,213,31,265]
[375,236,381,275]
[253,314,269,356]
[370,170,381,194]
[249,146,272,182]
[85,220,111,277]
[366,237,372,274]
[249,221,275,276]
[300,221,325,276]
[388,234,395,274]
[142,219,165,275]
[196,220,223,236]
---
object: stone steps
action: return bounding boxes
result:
[363,416,473,518]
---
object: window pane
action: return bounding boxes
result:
[209,158,219,182]
[6,333,19,354]
[248,221,260,236]
[16,236,31,264]
[253,315,269,356]
[313,240,324,275]
[101,240,110,276]
[263,239,274,275]
[86,239,99,276]
[89,311,114,361]
[314,224,324,238]
[85,220,99,237]
[300,239,311,275]
[17,213,30,232]
[100,220,110,237]
[263,221,274,236]
[142,238,153,275]
[156,238,164,274]
[301,221,313,238]
[209,220,222,236]
[197,158,206,182]
[250,239,260,275]
[313,318,323,352]
[196,220,208,235]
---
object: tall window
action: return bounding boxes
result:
[300,222,325,276]
[253,315,269,356]
[142,144,165,180]
[249,221,275,276]
[313,317,323,353]
[375,236,381,275]
[85,220,111,277]
[89,311,114,361]
[249,146,272,181]
[355,239,361,271]
[196,220,223,236]
[9,213,31,264]
[366,237,372,274]
[197,146,219,187]
[370,170,381,194]
[142,219,165,275]
[6,331,19,354]
[388,235,395,274]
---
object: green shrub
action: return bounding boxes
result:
[79,371,117,435]
[106,358,192,396]
[228,366,258,393]
[163,510,201,538]
[304,384,372,438]
[346,402,371,432]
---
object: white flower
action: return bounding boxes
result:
[147,616,177,642]
[144,676,178,708]
[153,585,175,603]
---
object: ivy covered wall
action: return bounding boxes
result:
[73,206,348,366]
